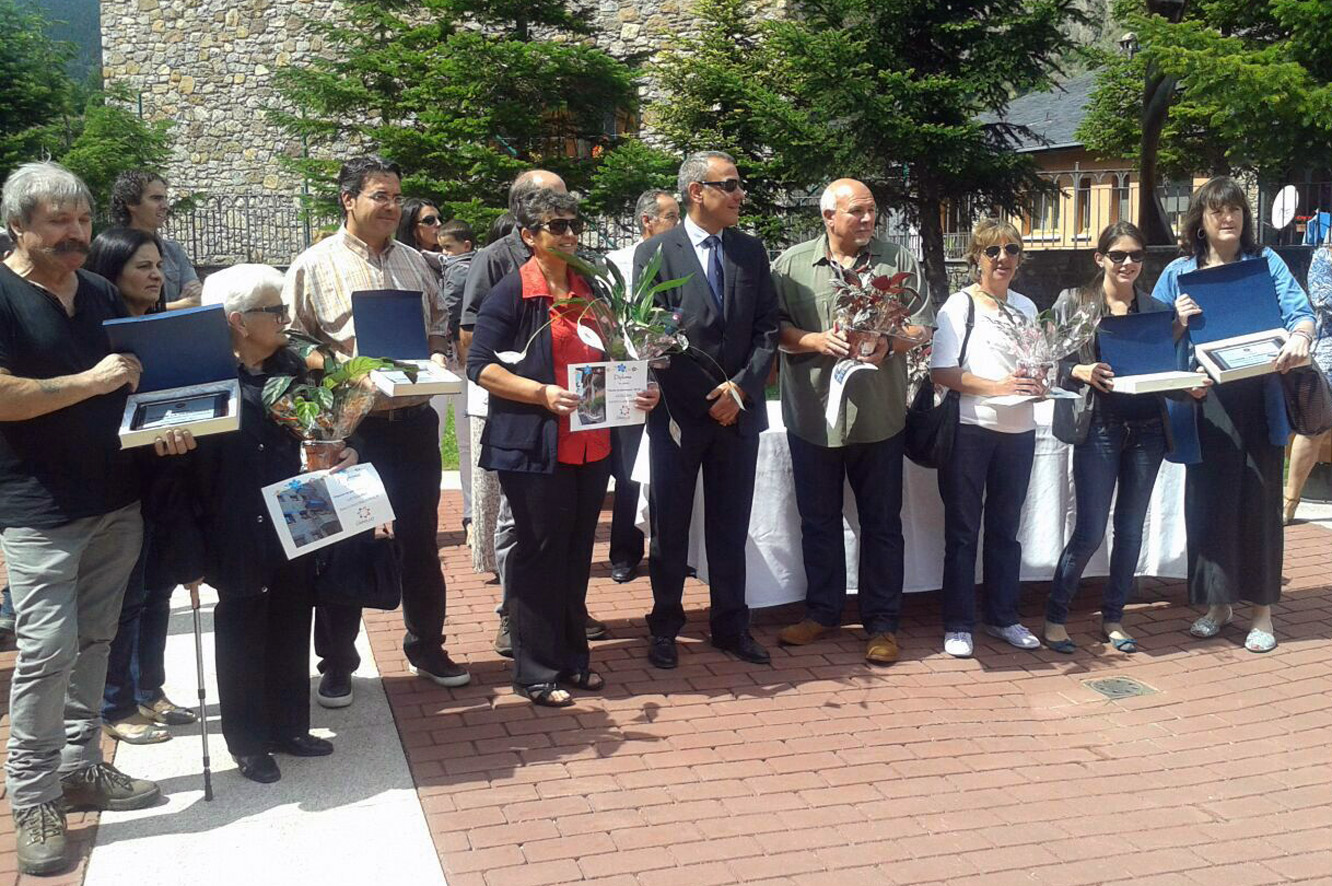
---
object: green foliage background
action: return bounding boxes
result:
[1078,0,1332,179]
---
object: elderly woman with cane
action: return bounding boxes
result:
[173,265,357,783]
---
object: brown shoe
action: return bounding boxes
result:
[778,619,831,646]
[865,632,899,664]
[103,716,171,745]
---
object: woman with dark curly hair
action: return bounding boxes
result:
[467,189,659,706]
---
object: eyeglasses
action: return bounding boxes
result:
[700,179,743,193]
[1105,250,1145,265]
[246,304,290,320]
[418,215,442,227]
[535,218,585,236]
[983,244,1022,259]
[364,193,405,207]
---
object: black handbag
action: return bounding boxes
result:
[904,294,974,469]
[313,530,403,611]
[1282,364,1332,436]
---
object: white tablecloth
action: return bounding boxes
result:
[634,401,1187,609]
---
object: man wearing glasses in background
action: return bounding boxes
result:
[633,150,780,669]
[285,155,469,710]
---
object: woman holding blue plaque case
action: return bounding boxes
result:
[1151,177,1315,653]
[1044,222,1179,655]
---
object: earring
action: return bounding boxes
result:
[1197,229,1206,240]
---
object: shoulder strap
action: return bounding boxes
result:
[958,293,976,366]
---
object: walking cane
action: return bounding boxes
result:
[187,581,214,801]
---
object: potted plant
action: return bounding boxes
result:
[829,268,927,361]
[261,355,399,470]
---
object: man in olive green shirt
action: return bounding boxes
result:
[772,178,934,664]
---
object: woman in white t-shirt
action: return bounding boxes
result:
[928,219,1044,658]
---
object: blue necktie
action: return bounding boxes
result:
[702,234,725,312]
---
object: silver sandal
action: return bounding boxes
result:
[1189,605,1233,639]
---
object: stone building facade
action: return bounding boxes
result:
[98,0,787,198]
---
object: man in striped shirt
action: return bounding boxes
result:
[286,155,469,710]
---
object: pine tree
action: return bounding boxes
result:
[272,0,639,236]
[651,0,1086,299]
[0,0,78,178]
[1079,0,1332,241]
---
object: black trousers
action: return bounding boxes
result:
[609,425,645,570]
[314,406,447,674]
[646,412,759,642]
[498,458,611,688]
[788,431,906,634]
[214,562,313,756]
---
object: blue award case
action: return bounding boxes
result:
[1096,311,1207,394]
[103,305,241,449]
[1176,259,1296,383]
[350,289,462,397]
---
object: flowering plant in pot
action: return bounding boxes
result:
[829,267,925,361]
[992,299,1100,385]
[261,355,398,470]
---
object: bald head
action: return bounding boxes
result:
[509,170,567,213]
[821,178,876,252]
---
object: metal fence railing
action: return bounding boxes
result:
[163,194,335,268]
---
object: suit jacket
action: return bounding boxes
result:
[633,224,779,437]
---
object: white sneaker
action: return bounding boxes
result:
[943,631,973,658]
[985,623,1040,649]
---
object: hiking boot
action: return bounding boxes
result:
[13,801,67,875]
[60,762,161,812]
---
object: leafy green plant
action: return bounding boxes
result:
[261,355,401,440]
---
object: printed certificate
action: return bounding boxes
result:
[567,360,650,431]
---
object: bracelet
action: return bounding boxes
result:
[1290,329,1313,343]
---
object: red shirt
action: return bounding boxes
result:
[519,259,611,465]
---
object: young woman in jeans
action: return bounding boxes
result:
[1043,222,1200,654]
[929,219,1045,658]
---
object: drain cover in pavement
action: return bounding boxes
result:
[1083,677,1157,700]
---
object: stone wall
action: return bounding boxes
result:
[98,0,788,201]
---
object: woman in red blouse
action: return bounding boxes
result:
[467,190,659,706]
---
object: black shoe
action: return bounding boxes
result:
[268,734,334,757]
[234,754,281,783]
[712,632,771,665]
[585,616,610,640]
[610,564,637,584]
[316,671,353,709]
[647,636,678,669]
[411,653,471,687]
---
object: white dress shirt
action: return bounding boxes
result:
[683,215,724,279]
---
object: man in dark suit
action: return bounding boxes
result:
[633,150,779,668]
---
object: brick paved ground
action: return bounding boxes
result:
[1,494,1329,885]
[366,495,1332,886]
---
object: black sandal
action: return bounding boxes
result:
[514,683,575,707]
[558,669,605,692]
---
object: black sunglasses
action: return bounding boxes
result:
[983,244,1023,259]
[418,215,442,226]
[535,218,585,236]
[246,304,290,319]
[1105,250,1145,265]
[701,179,743,193]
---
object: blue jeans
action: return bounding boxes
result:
[101,536,175,722]
[937,424,1036,633]
[1046,418,1166,625]
[788,431,905,634]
